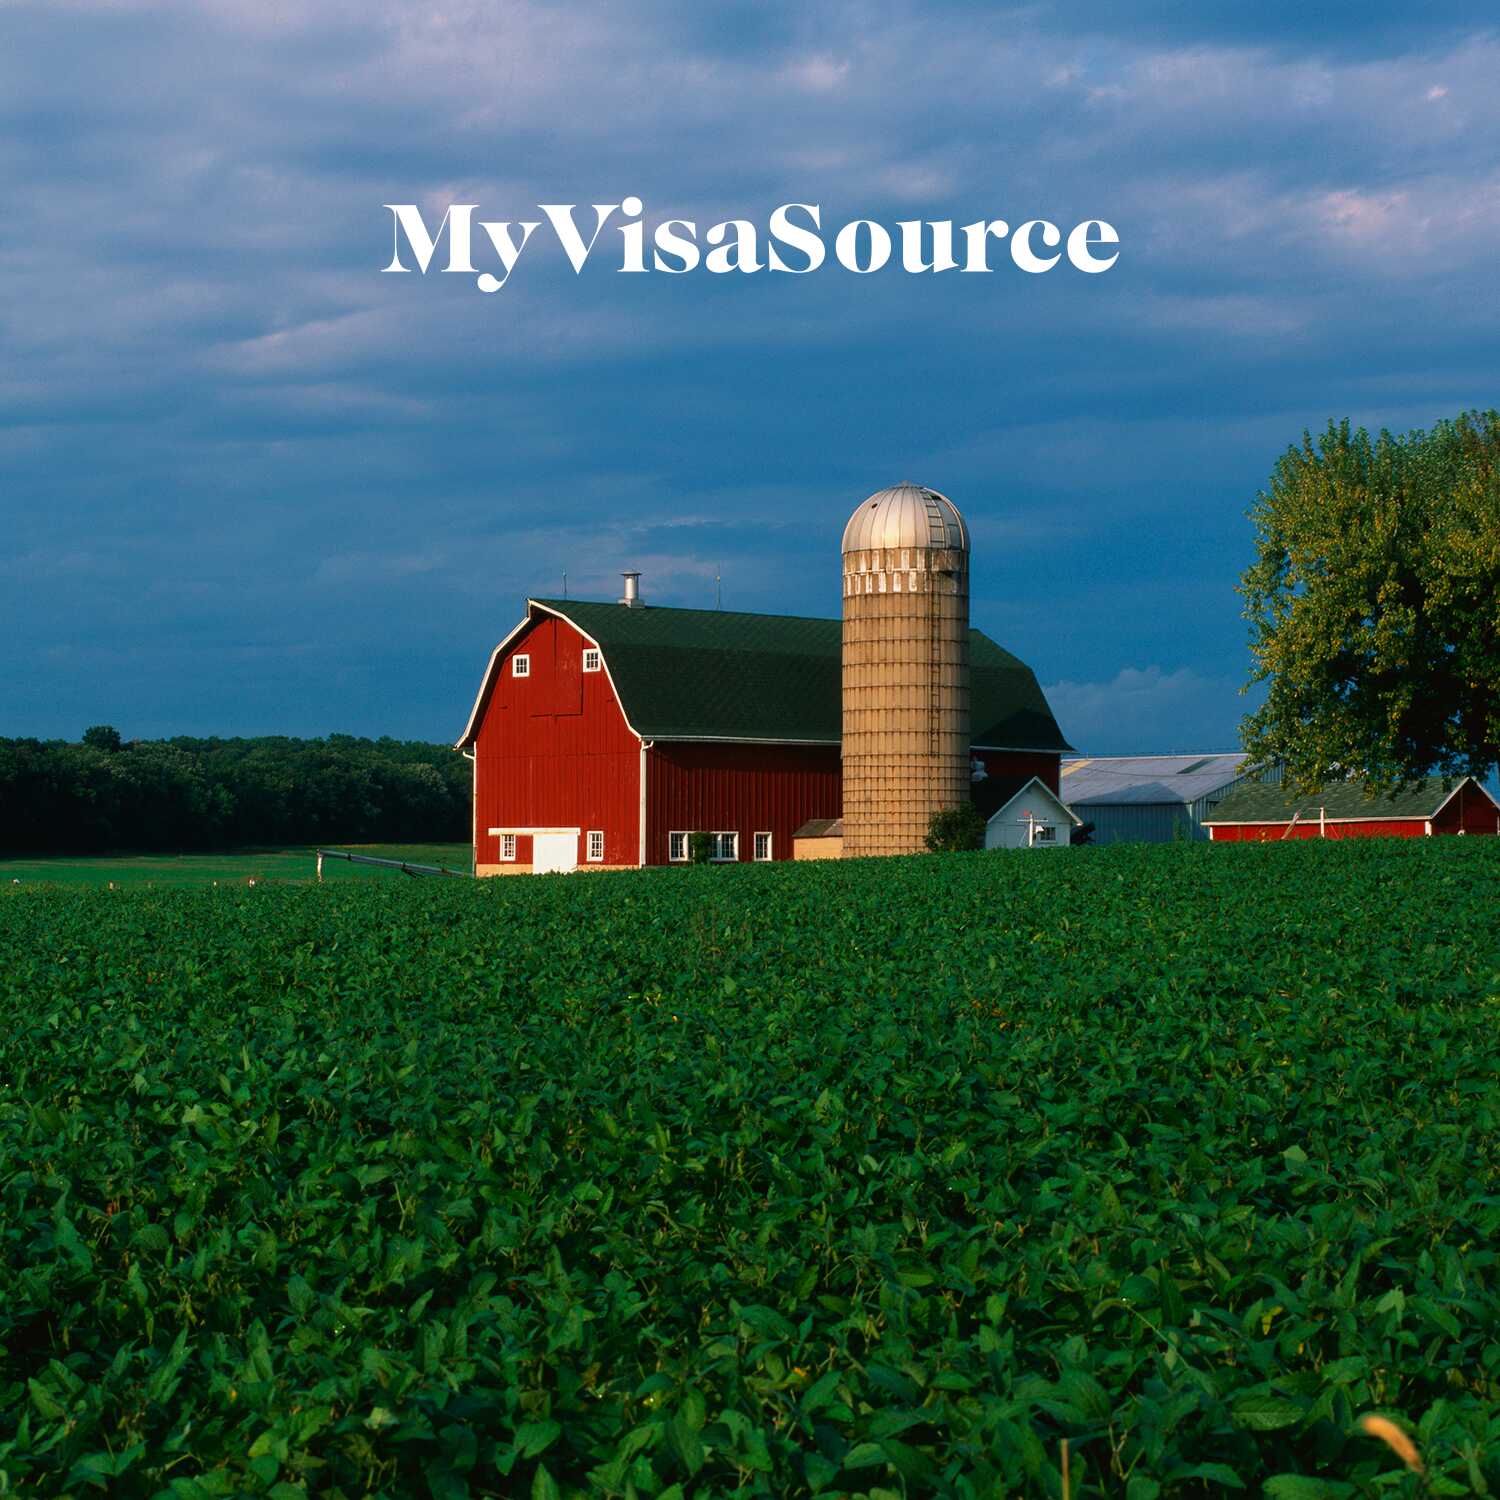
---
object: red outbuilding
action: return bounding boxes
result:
[455,593,1072,874]
[1202,775,1500,842]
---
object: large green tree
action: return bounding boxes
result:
[1240,411,1500,795]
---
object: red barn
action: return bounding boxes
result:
[1202,775,1500,842]
[455,595,1072,874]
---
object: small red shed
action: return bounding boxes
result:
[1202,775,1500,842]
[455,595,1072,874]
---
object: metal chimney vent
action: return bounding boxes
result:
[619,571,643,608]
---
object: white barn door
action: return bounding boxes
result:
[532,832,578,874]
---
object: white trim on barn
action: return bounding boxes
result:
[1201,812,1454,826]
[456,600,649,749]
[455,614,536,748]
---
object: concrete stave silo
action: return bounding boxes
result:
[840,483,970,856]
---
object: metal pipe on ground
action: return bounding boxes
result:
[314,849,473,881]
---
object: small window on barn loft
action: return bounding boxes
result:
[587,830,604,861]
[753,832,772,861]
[500,833,516,861]
[512,654,530,677]
[582,647,601,673]
[668,831,688,862]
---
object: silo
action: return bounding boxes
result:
[841,483,970,856]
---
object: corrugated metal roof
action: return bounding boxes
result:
[841,483,969,553]
[1060,752,1255,807]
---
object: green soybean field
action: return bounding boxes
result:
[3,839,1499,1499]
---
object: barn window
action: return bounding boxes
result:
[512,654,530,677]
[582,648,601,673]
[753,832,772,861]
[587,830,604,861]
[712,832,738,861]
[1033,825,1057,844]
[668,831,688,862]
[499,833,516,861]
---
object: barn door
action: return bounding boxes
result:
[532,832,578,874]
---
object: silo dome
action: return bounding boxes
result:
[841,483,969,555]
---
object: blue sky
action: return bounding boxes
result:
[3,2,1497,753]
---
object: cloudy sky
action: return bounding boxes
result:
[4,1,1497,752]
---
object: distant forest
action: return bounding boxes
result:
[0,729,469,854]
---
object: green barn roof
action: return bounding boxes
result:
[1203,775,1479,824]
[498,598,1072,750]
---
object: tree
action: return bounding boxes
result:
[82,725,123,753]
[687,831,717,864]
[925,803,985,853]
[1239,412,1500,795]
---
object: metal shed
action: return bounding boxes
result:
[1060,753,1282,844]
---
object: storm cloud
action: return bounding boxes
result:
[3,2,1497,748]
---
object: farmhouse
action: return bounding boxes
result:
[1202,775,1500,841]
[455,586,1071,874]
[1059,753,1282,843]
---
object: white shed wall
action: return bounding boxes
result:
[984,783,1076,850]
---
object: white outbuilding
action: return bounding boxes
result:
[979,775,1081,850]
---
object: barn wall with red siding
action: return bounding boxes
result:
[1433,781,1500,834]
[1209,819,1430,842]
[971,749,1062,795]
[645,742,841,865]
[472,613,640,869]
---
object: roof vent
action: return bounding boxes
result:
[619,571,643,608]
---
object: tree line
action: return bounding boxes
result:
[0,729,469,854]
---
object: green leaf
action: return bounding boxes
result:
[1168,1462,1245,1489]
[1263,1476,1356,1499]
[514,1420,561,1459]
[1409,1295,1461,1338]
[804,1451,840,1493]
[1232,1393,1306,1430]
[28,1379,66,1421]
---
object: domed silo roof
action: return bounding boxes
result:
[841,483,969,554]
